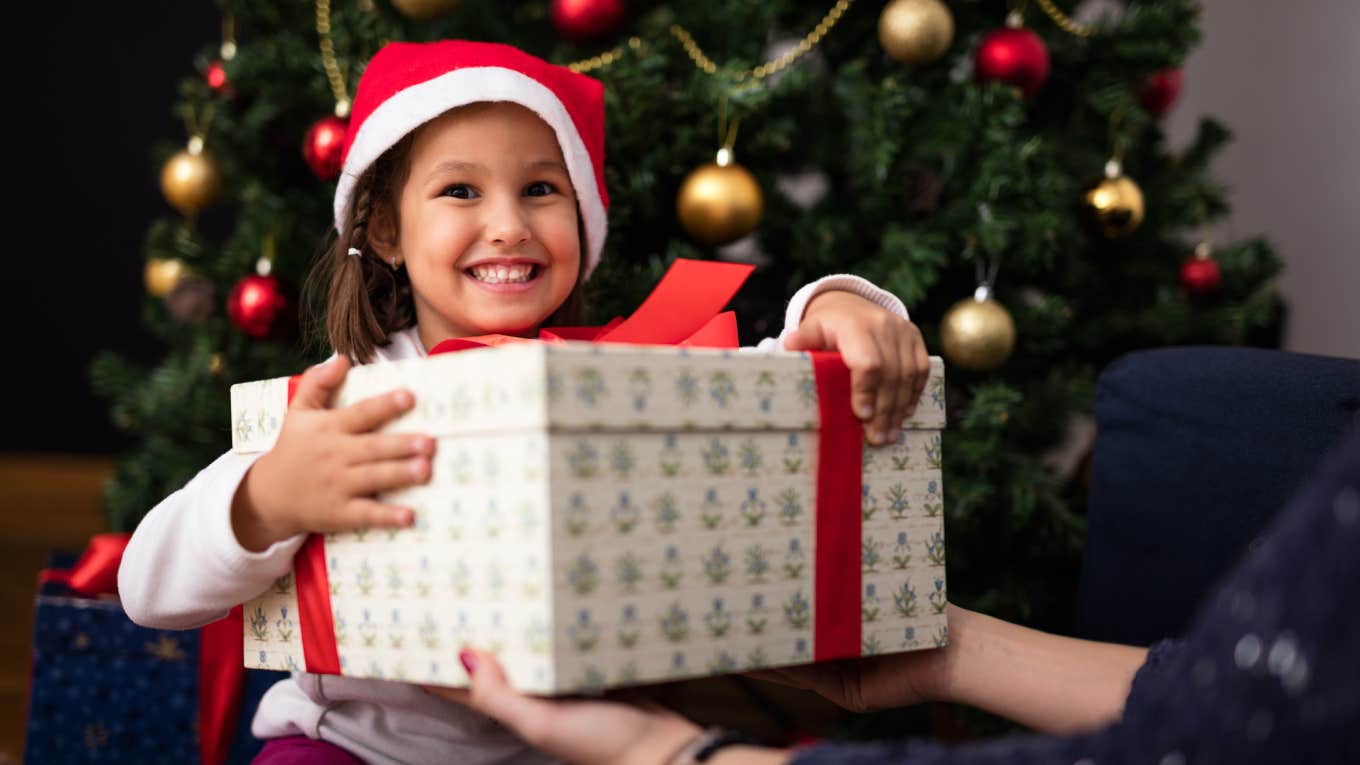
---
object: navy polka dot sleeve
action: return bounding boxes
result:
[792,428,1360,765]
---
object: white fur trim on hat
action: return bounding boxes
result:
[334,67,608,277]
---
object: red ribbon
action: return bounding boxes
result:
[294,536,341,674]
[39,533,242,765]
[810,352,864,660]
[38,532,131,595]
[198,606,245,765]
[285,258,865,675]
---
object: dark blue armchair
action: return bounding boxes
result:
[1075,346,1360,645]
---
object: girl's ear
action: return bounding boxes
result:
[367,203,400,261]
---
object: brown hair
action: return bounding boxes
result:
[303,120,588,363]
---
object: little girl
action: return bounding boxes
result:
[119,40,930,765]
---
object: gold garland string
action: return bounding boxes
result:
[1030,0,1098,38]
[316,0,352,117]
[569,0,854,93]
[221,16,238,60]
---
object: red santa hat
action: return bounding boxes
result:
[336,40,609,277]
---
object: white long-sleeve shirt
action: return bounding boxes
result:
[118,274,907,765]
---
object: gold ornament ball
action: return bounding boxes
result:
[878,0,955,65]
[1082,175,1145,238]
[676,162,764,247]
[940,294,1016,372]
[144,257,190,298]
[160,148,222,217]
[390,0,461,20]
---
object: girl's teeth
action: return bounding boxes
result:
[470,264,535,283]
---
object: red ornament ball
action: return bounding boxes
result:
[206,60,230,93]
[1180,251,1222,297]
[227,274,293,339]
[974,27,1050,98]
[551,0,625,44]
[1140,68,1184,118]
[303,115,348,182]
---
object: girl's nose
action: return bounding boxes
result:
[485,197,531,248]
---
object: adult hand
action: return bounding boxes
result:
[747,622,951,713]
[425,649,726,765]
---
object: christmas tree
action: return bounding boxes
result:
[94,0,1281,662]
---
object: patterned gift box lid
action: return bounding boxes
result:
[232,343,946,454]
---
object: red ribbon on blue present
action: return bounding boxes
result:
[40,532,245,765]
[286,258,865,679]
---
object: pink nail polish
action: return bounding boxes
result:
[459,649,477,675]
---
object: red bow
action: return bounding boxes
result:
[41,533,244,765]
[427,258,751,354]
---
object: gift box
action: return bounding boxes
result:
[232,341,949,694]
[25,549,286,765]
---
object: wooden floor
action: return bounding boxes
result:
[0,454,863,761]
[0,454,111,764]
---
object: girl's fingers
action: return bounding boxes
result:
[347,433,435,465]
[289,357,350,411]
[898,331,921,420]
[339,389,416,433]
[843,323,897,443]
[335,498,414,532]
[868,331,902,445]
[780,321,827,352]
[347,456,431,496]
[911,335,931,413]
[836,327,884,429]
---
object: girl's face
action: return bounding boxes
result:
[375,102,581,348]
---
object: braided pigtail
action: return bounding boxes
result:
[303,135,415,363]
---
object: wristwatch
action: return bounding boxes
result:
[667,727,764,765]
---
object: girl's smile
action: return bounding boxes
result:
[463,258,547,291]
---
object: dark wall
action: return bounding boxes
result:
[1,3,219,453]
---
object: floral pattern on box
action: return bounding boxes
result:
[236,346,947,694]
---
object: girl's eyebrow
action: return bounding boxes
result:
[425,160,482,183]
[424,159,567,183]
[527,159,569,174]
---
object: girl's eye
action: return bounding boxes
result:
[441,184,478,199]
[524,181,557,197]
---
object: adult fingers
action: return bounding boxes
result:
[346,456,431,497]
[346,433,436,465]
[743,668,801,687]
[338,389,416,433]
[460,648,559,748]
[289,357,350,411]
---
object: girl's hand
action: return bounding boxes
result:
[424,649,733,765]
[783,291,930,445]
[231,356,433,551]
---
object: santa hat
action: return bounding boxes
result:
[335,40,609,277]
